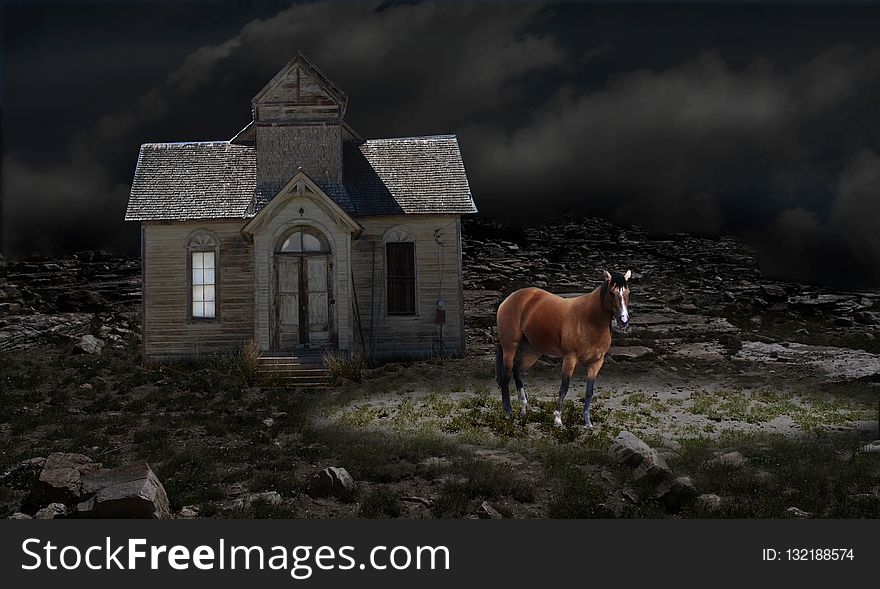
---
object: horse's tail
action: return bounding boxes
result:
[495,344,503,388]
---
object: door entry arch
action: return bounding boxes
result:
[272,226,333,349]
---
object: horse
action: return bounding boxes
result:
[495,269,632,428]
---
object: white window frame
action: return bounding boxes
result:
[186,230,220,321]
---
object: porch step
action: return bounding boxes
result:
[256,353,329,388]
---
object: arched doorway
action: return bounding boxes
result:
[273,226,333,349]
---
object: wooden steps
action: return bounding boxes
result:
[257,351,329,388]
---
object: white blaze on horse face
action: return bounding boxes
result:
[619,288,629,324]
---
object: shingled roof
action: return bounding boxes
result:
[125,142,256,221]
[125,135,476,221]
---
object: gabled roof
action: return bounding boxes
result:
[242,170,362,240]
[344,135,476,215]
[125,142,256,221]
[125,135,476,222]
[252,51,348,115]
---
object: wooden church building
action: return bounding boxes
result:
[125,52,476,361]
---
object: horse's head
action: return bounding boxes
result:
[603,269,632,328]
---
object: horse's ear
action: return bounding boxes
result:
[624,270,632,281]
[603,270,612,282]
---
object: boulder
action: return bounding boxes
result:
[31,452,101,506]
[760,284,787,301]
[606,346,654,362]
[8,512,32,520]
[656,476,697,513]
[234,491,283,511]
[307,467,357,498]
[477,501,502,519]
[74,335,105,355]
[79,463,171,519]
[35,503,68,519]
[610,431,672,482]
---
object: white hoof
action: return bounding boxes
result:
[553,411,563,428]
[517,387,528,416]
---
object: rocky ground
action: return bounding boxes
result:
[1,217,879,519]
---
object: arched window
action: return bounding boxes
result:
[384,226,417,316]
[187,230,219,319]
[277,227,330,253]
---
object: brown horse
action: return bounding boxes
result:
[495,269,631,427]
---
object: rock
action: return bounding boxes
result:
[610,431,672,482]
[477,501,502,519]
[854,311,879,325]
[859,440,880,453]
[234,491,283,510]
[35,503,68,519]
[74,334,105,355]
[262,417,275,428]
[707,451,748,468]
[80,383,93,391]
[834,317,853,327]
[75,496,96,518]
[656,476,697,513]
[760,284,787,301]
[695,493,723,512]
[606,346,654,361]
[179,505,199,519]
[8,512,32,520]
[785,506,815,519]
[79,462,171,519]
[307,467,357,498]
[55,290,107,312]
[32,452,101,506]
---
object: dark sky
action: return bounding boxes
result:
[2,1,880,287]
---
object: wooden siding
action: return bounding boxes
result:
[142,220,254,361]
[350,215,465,358]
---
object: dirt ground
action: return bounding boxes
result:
[2,217,880,518]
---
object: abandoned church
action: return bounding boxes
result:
[125,52,476,362]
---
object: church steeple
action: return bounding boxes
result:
[252,52,347,200]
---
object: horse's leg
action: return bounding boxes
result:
[554,355,578,427]
[514,345,540,417]
[500,346,516,417]
[582,357,605,428]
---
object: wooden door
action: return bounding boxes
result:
[274,255,331,349]
[306,256,331,345]
[275,257,304,349]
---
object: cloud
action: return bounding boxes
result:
[5,1,564,254]
[757,150,880,287]
[461,45,880,263]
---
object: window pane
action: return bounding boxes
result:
[387,242,416,314]
[193,285,204,303]
[193,302,205,318]
[203,252,215,269]
[204,268,215,285]
[204,301,216,318]
[193,268,204,285]
[204,285,215,302]
[192,252,204,269]
[280,233,302,252]
[303,233,321,251]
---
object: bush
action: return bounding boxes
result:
[323,351,366,385]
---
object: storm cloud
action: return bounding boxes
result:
[3,2,880,287]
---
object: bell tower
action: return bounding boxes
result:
[252,52,347,201]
